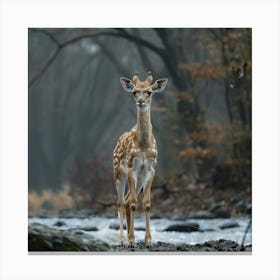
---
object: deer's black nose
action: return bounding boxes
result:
[137,99,146,108]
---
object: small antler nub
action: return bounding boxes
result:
[146,71,153,85]
[132,72,140,84]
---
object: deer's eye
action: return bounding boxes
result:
[146,92,152,96]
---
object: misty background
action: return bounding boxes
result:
[28,28,251,217]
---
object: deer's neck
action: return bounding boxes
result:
[136,108,153,148]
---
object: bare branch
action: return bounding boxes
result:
[29,28,61,47]
[28,29,166,88]
[28,46,61,88]
[28,28,62,88]
[241,217,251,250]
[60,30,165,56]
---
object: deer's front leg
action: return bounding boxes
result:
[143,168,155,247]
[127,168,138,247]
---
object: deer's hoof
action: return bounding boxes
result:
[145,239,152,248]
[119,240,125,247]
[128,241,135,248]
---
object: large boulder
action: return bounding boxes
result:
[28,223,110,251]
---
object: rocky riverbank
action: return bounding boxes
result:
[112,239,251,252]
[28,223,251,252]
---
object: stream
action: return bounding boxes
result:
[29,215,251,246]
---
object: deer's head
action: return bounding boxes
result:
[120,72,168,111]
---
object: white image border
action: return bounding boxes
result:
[0,0,279,280]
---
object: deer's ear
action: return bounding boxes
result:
[120,77,134,93]
[151,78,168,93]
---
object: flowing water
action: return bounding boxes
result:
[28,216,252,246]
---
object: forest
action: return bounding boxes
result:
[28,28,252,251]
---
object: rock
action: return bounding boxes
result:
[219,221,240,230]
[134,227,146,231]
[73,226,98,232]
[135,226,145,231]
[53,221,98,232]
[109,223,127,230]
[53,221,66,227]
[28,223,110,251]
[73,230,86,235]
[163,223,200,232]
[188,210,215,219]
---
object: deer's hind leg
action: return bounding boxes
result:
[115,168,126,246]
[124,192,131,237]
